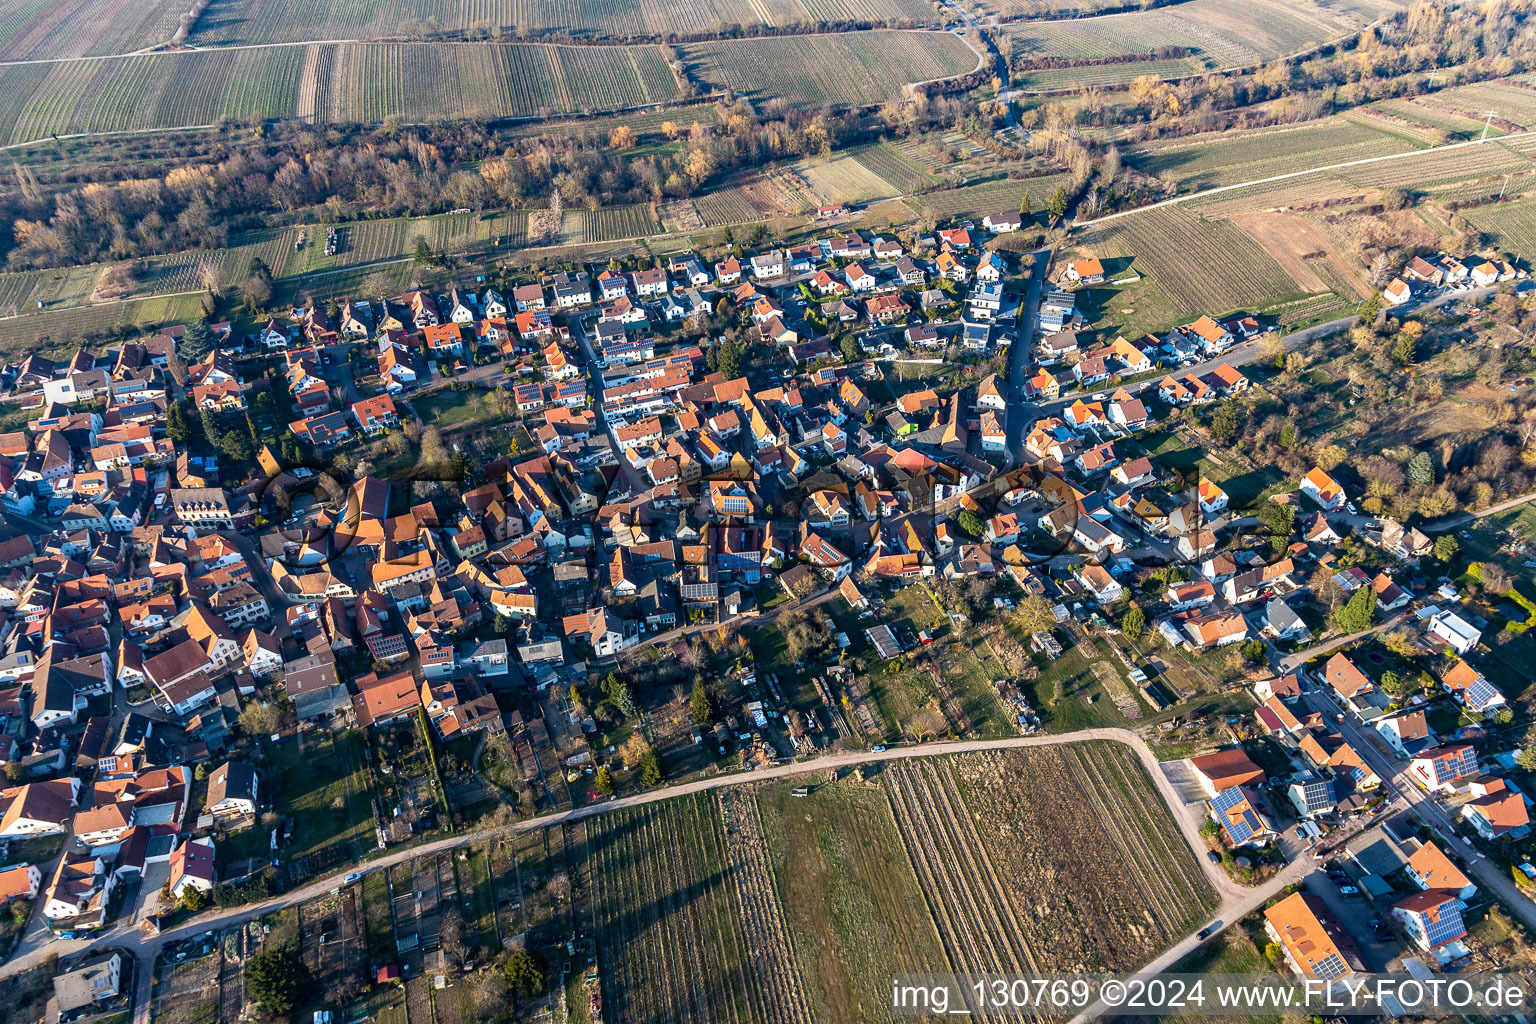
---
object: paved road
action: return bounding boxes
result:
[7,728,1230,1014]
[1302,685,1536,936]
[1275,614,1406,672]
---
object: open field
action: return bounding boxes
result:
[1464,196,1536,257]
[1079,204,1308,318]
[0,291,205,358]
[504,102,721,140]
[910,171,1074,220]
[189,0,936,47]
[1007,0,1395,89]
[564,741,1210,1023]
[0,42,682,144]
[0,0,184,59]
[982,0,1397,27]
[683,31,978,108]
[1127,117,1419,191]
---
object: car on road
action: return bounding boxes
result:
[1206,850,1221,864]
[1196,926,1214,940]
[345,872,364,883]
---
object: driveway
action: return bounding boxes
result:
[1300,868,1399,971]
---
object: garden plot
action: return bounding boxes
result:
[153,953,220,1024]
[298,887,367,1004]
[217,926,256,1024]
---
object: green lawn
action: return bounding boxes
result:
[1027,646,1137,733]
[409,388,504,432]
[269,730,376,869]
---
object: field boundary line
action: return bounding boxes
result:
[1077,133,1524,228]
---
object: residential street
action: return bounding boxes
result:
[1301,684,1536,936]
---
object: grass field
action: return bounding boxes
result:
[797,151,905,204]
[758,780,946,1023]
[189,0,936,47]
[409,388,504,431]
[684,31,977,108]
[270,730,377,878]
[0,41,682,144]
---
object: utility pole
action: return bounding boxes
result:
[1499,173,1513,200]
[1481,108,1497,142]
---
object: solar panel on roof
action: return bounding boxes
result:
[1465,679,1503,710]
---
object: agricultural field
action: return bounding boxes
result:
[991,0,1399,40]
[911,171,1074,220]
[584,792,810,1024]
[692,187,770,227]
[1464,196,1536,257]
[141,228,298,294]
[563,740,1211,1023]
[1334,137,1534,189]
[0,42,681,144]
[845,141,939,194]
[580,204,660,242]
[0,264,102,315]
[796,151,904,204]
[188,0,936,47]
[0,0,183,59]
[0,290,204,359]
[277,211,517,277]
[504,102,721,140]
[757,779,946,1023]
[1127,117,1419,191]
[1407,77,1536,132]
[683,31,978,108]
[1078,205,1308,318]
[947,744,1217,970]
[1363,99,1493,141]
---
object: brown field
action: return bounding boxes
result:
[1230,210,1369,299]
